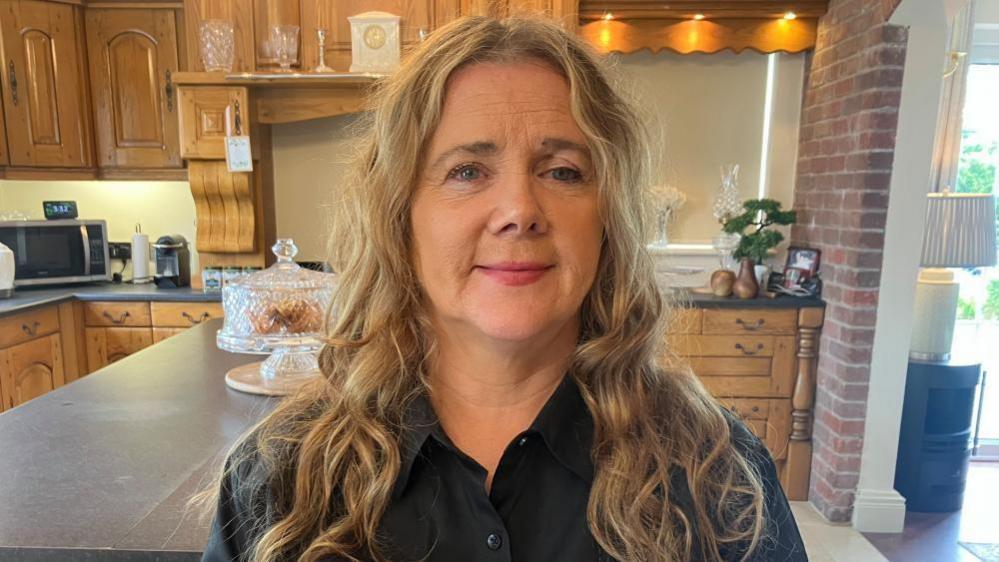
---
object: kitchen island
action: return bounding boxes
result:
[0,291,825,560]
[0,320,268,561]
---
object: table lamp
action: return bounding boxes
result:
[910,191,997,361]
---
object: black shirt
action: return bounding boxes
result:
[203,375,808,561]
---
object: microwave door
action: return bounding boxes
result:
[7,225,87,282]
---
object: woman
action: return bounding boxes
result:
[202,15,807,562]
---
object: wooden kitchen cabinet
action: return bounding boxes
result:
[85,327,154,372]
[85,7,183,173]
[0,334,65,410]
[667,305,824,501]
[0,89,8,167]
[0,0,94,169]
[178,86,249,159]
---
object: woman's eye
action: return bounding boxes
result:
[548,167,584,183]
[447,164,482,182]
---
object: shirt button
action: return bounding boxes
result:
[517,436,528,447]
[486,532,502,550]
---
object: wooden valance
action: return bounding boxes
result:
[578,1,828,55]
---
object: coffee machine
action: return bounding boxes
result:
[153,234,191,288]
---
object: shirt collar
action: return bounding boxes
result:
[392,374,595,500]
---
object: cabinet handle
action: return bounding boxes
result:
[735,317,765,331]
[181,311,210,325]
[21,321,40,337]
[103,310,130,325]
[7,60,17,106]
[164,69,174,112]
[232,99,242,135]
[734,342,765,356]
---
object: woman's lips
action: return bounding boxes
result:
[476,262,553,286]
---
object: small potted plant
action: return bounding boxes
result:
[722,198,797,298]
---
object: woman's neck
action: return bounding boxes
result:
[426,316,579,490]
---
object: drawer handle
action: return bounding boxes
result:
[734,342,765,356]
[21,321,40,337]
[751,406,760,413]
[182,311,211,325]
[103,310,130,325]
[735,318,765,331]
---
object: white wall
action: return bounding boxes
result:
[271,49,806,283]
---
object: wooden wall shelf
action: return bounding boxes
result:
[173,71,381,124]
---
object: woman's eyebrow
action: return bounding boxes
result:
[428,137,591,172]
[430,141,498,171]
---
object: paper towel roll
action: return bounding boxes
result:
[132,232,151,283]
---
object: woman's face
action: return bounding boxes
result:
[411,61,603,344]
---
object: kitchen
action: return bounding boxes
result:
[0,0,988,560]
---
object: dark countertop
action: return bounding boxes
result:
[0,283,821,319]
[0,320,272,561]
[672,289,825,309]
[0,283,220,317]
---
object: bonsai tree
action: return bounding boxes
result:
[722,198,797,264]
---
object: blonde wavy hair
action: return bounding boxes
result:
[209,15,768,562]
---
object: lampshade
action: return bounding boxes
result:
[920,192,997,268]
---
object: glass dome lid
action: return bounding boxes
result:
[217,238,336,355]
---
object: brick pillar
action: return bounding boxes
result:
[790,0,907,522]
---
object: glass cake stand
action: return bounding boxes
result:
[216,239,336,395]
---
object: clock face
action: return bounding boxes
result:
[363,25,387,50]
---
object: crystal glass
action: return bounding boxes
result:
[270,25,300,70]
[712,231,742,270]
[199,19,235,72]
[650,207,672,250]
[217,239,336,395]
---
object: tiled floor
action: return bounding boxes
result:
[863,462,999,562]
[791,502,888,562]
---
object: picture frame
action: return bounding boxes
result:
[784,246,821,284]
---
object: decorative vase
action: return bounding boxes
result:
[711,231,741,270]
[733,258,759,299]
[650,207,672,249]
[754,264,771,295]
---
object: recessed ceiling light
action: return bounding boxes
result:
[602,11,614,21]
[784,11,797,20]
[693,13,705,20]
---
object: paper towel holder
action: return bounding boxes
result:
[132,223,153,284]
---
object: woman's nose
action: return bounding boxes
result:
[487,172,549,237]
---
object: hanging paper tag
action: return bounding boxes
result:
[224,103,253,172]
[225,136,253,172]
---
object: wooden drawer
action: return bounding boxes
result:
[669,335,775,357]
[719,397,791,461]
[688,336,796,398]
[152,327,186,343]
[702,309,797,335]
[151,302,223,328]
[0,306,61,349]
[668,308,702,335]
[83,302,152,327]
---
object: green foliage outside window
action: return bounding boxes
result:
[984,280,999,321]
[957,296,977,320]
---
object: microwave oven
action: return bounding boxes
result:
[0,220,111,286]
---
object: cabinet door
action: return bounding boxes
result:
[85,327,153,372]
[0,334,66,409]
[152,327,186,343]
[0,89,8,166]
[85,8,182,170]
[0,0,93,168]
[178,86,248,158]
